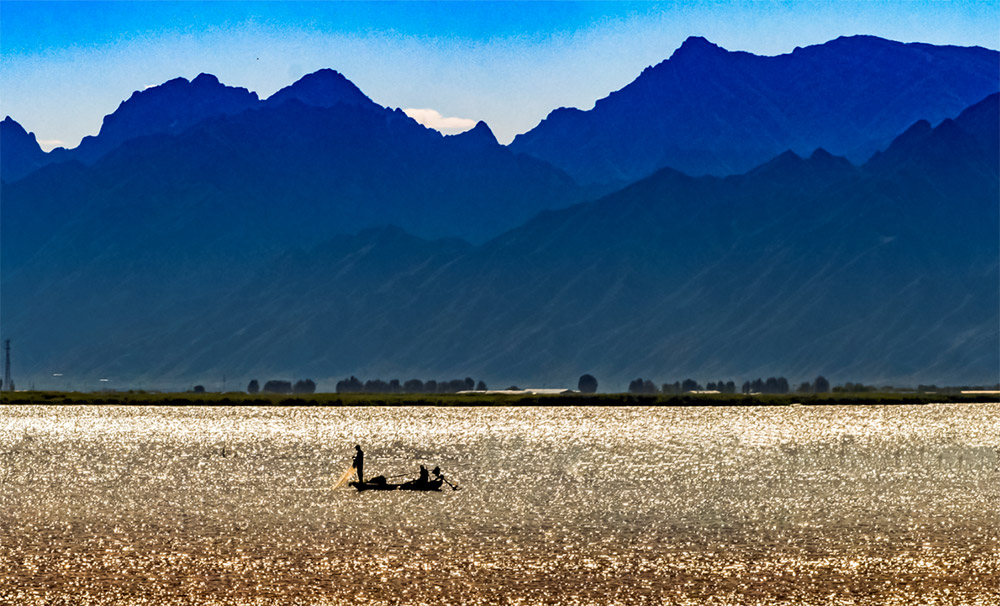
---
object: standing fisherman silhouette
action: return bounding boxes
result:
[353,445,365,483]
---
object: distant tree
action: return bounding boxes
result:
[629,378,658,394]
[443,379,466,392]
[681,378,700,392]
[840,381,876,393]
[336,376,363,393]
[464,377,475,391]
[476,380,487,391]
[193,385,206,393]
[364,379,389,393]
[425,380,438,393]
[578,374,598,393]
[389,379,401,393]
[403,379,424,393]
[741,381,751,394]
[247,379,260,394]
[263,380,293,394]
[813,376,830,393]
[776,377,790,394]
[293,379,316,394]
[796,381,812,393]
[505,385,520,391]
[724,381,736,394]
[662,381,681,395]
[706,382,718,391]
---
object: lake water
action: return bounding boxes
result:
[1,404,998,605]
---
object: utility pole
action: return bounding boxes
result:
[3,340,12,392]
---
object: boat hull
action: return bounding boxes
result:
[349,479,443,492]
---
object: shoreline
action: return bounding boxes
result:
[2,391,997,407]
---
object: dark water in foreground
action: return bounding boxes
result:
[1,405,998,605]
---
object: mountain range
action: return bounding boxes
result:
[2,70,586,245]
[1,36,997,390]
[510,35,999,188]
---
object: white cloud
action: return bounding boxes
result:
[37,139,65,151]
[403,108,477,135]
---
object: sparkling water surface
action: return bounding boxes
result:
[1,404,998,605]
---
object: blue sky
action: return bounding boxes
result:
[2,1,998,148]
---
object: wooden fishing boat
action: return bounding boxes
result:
[349,476,443,492]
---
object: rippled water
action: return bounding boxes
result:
[1,404,998,604]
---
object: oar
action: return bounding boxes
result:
[441,476,460,491]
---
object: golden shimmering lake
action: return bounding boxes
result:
[1,404,998,604]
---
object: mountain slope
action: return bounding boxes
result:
[1,72,586,248]
[3,95,995,389]
[510,36,999,187]
[0,117,50,182]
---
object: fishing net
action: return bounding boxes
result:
[332,466,356,489]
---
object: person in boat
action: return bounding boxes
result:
[418,464,429,484]
[353,445,365,483]
[432,466,443,481]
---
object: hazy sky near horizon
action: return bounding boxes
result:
[2,1,998,149]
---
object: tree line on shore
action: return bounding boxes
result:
[243,379,316,395]
[223,375,996,395]
[624,376,831,395]
[335,376,487,394]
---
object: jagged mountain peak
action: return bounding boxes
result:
[0,116,47,182]
[448,120,499,147]
[1,116,34,141]
[669,35,727,59]
[116,72,257,108]
[510,36,998,187]
[266,68,374,109]
[191,72,221,86]
[744,147,856,184]
[70,72,260,163]
[808,147,852,167]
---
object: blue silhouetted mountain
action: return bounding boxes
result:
[0,117,50,182]
[62,74,260,167]
[264,68,375,109]
[448,121,500,150]
[510,36,999,187]
[1,72,585,247]
[2,74,260,181]
[2,95,995,389]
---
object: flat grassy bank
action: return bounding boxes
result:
[1,391,996,406]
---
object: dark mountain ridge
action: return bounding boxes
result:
[3,95,995,389]
[0,117,50,182]
[510,35,999,187]
[2,71,587,245]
